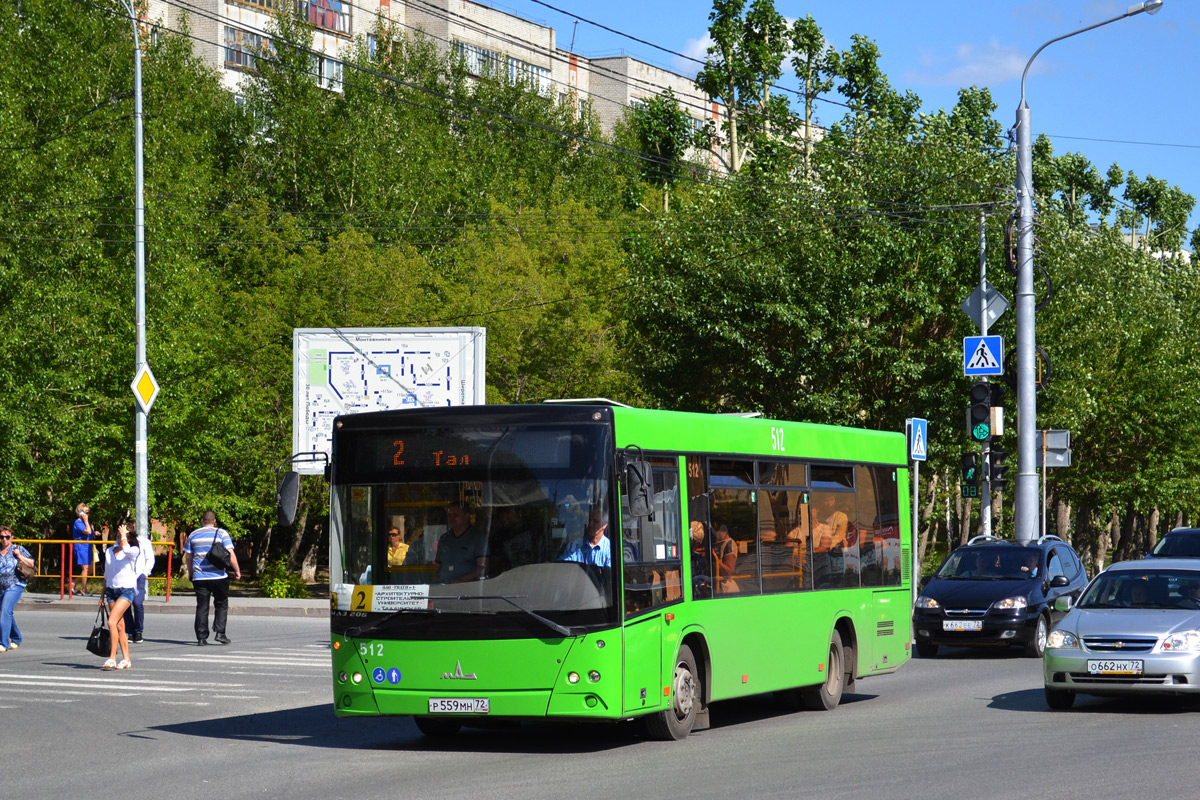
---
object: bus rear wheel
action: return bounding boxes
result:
[414,716,462,737]
[646,644,698,740]
[802,629,845,711]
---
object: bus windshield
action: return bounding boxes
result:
[330,421,618,638]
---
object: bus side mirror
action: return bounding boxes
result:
[277,471,301,526]
[625,459,653,518]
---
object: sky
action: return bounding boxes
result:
[484,0,1200,236]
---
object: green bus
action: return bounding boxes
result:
[317,402,913,739]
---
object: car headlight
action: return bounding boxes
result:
[1047,630,1078,649]
[914,596,940,609]
[990,596,1028,610]
[1161,631,1200,652]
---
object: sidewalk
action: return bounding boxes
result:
[19,592,329,618]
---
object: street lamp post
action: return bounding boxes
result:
[117,0,149,541]
[1012,0,1163,543]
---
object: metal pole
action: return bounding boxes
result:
[1012,0,1164,543]
[979,212,992,538]
[120,0,149,540]
[912,458,919,603]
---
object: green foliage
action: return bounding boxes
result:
[260,558,310,599]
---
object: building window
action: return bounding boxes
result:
[629,97,648,111]
[508,57,551,97]
[229,0,283,11]
[366,33,377,60]
[454,40,501,78]
[224,26,271,72]
[310,54,343,91]
[302,0,350,36]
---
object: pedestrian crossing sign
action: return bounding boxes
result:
[908,418,928,462]
[963,335,1003,376]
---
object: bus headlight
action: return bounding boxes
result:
[351,672,364,684]
[567,672,580,684]
[588,670,601,683]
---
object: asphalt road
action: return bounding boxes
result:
[5,610,1199,800]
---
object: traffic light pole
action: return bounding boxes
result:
[978,213,993,538]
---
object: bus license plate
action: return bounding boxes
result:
[428,698,490,714]
[943,620,982,631]
[1087,660,1143,675]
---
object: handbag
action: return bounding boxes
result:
[85,600,111,658]
[207,529,231,572]
[16,557,35,581]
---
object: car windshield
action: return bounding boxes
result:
[1150,534,1200,558]
[935,548,1041,580]
[1079,570,1200,609]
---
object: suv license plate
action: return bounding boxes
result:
[429,698,490,714]
[1087,660,1143,675]
[943,620,982,631]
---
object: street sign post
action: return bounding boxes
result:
[130,363,160,415]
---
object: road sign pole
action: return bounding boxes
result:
[978,212,993,539]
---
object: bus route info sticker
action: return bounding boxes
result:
[332,583,430,613]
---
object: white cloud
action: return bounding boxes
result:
[673,32,712,77]
[905,39,1030,88]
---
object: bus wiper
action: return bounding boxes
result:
[346,605,443,638]
[463,594,576,637]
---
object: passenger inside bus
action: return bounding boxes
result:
[712,524,738,593]
[386,522,409,582]
[433,502,489,583]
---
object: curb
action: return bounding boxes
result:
[19,593,329,618]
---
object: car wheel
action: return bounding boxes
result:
[646,644,699,740]
[802,630,845,711]
[915,641,938,658]
[414,716,462,737]
[1025,614,1049,658]
[1045,686,1075,710]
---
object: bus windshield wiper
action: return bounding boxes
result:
[461,594,575,637]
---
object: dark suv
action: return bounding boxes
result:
[1147,527,1200,558]
[913,535,1089,658]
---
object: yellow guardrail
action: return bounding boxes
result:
[11,538,176,602]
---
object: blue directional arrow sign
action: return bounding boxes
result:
[963,335,1003,376]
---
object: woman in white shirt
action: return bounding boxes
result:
[102,520,140,670]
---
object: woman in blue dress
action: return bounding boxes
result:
[72,502,96,595]
[0,525,35,652]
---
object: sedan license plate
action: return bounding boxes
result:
[1087,659,1143,675]
[428,697,490,714]
[943,620,983,631]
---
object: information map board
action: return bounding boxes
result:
[292,328,486,475]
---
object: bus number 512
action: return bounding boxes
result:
[771,427,785,452]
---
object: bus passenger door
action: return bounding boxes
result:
[620,459,683,714]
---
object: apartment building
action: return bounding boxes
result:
[145,0,723,151]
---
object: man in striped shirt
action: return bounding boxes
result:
[184,510,241,646]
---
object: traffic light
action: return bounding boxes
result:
[989,445,1009,491]
[968,382,992,442]
[960,453,979,484]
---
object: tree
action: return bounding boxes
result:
[695,0,790,173]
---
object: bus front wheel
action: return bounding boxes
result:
[646,644,699,741]
[802,629,845,711]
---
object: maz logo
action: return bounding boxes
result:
[441,660,478,680]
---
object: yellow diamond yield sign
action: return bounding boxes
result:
[131,363,160,414]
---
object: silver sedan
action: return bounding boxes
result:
[1043,558,1200,709]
